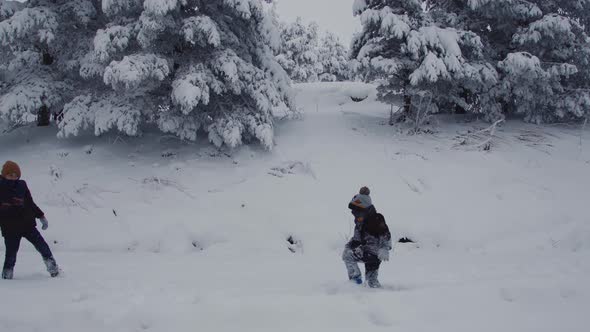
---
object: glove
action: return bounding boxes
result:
[353,247,364,260]
[377,248,390,262]
[39,217,49,230]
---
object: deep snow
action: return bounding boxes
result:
[0,82,589,332]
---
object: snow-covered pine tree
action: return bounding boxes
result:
[445,0,590,122]
[275,17,351,83]
[1,0,294,149]
[538,0,590,33]
[58,0,295,149]
[0,0,98,127]
[351,0,497,123]
[276,17,323,83]
[317,31,351,82]
[508,13,590,122]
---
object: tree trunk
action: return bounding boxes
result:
[37,105,51,127]
[398,93,411,123]
[403,94,412,114]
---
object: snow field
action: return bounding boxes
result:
[0,82,589,331]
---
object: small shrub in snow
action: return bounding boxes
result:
[56,149,69,158]
[398,237,414,244]
[191,240,204,251]
[161,149,177,158]
[453,120,504,152]
[49,165,62,181]
[83,145,94,155]
[287,235,303,253]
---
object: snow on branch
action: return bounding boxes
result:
[94,25,134,62]
[157,111,202,141]
[102,0,142,16]
[63,0,98,25]
[468,0,542,20]
[143,0,182,16]
[0,0,24,20]
[513,14,576,45]
[498,52,544,76]
[59,94,141,137]
[454,119,505,151]
[0,77,65,124]
[223,0,257,19]
[103,54,170,90]
[0,6,58,46]
[171,66,224,114]
[182,16,221,47]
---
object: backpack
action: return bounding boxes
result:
[363,213,389,237]
[0,179,27,220]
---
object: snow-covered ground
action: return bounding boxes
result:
[1,82,589,331]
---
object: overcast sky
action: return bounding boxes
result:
[274,0,361,45]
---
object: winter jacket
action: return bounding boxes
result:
[347,211,392,256]
[0,177,44,236]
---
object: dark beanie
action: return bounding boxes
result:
[359,186,370,195]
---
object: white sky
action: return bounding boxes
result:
[274,0,361,45]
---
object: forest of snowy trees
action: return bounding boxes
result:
[1,0,589,148]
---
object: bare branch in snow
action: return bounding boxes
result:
[454,119,504,151]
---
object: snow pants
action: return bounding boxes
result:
[3,228,54,270]
[342,246,381,288]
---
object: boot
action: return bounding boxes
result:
[366,269,381,288]
[44,257,60,277]
[2,268,13,280]
[350,276,363,285]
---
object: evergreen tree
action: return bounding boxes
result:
[351,0,496,122]
[431,0,590,122]
[317,31,351,82]
[276,17,323,83]
[275,17,351,83]
[1,0,295,149]
[0,0,98,126]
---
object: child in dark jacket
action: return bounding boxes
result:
[0,161,59,280]
[343,186,392,288]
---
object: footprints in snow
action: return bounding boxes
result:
[499,286,577,303]
[368,309,394,327]
[323,282,409,327]
[401,177,430,194]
